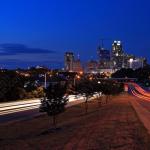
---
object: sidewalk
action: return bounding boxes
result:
[130,96,150,135]
[0,94,150,150]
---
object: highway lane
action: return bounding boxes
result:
[0,95,83,115]
[0,108,40,123]
[0,94,98,123]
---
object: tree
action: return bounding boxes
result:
[39,82,68,129]
[92,80,103,107]
[101,80,124,103]
[75,78,94,114]
[101,81,112,104]
[0,71,25,101]
[111,68,135,78]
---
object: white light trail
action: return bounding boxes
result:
[0,94,99,116]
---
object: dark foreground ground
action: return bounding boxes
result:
[0,94,150,150]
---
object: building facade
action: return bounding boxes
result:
[64,52,74,72]
[98,47,110,62]
[111,41,124,69]
[127,58,144,70]
[73,59,83,73]
[86,60,98,73]
[64,41,147,73]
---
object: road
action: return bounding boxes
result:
[0,94,98,123]
[128,82,150,112]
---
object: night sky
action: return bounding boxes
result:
[0,0,150,69]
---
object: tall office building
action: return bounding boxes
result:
[64,52,74,72]
[127,58,144,70]
[112,41,123,56]
[73,59,83,73]
[97,46,114,72]
[86,60,98,73]
[97,46,110,62]
[112,41,124,69]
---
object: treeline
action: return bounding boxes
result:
[40,77,124,129]
[0,71,44,102]
[112,66,150,86]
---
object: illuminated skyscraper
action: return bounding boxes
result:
[73,59,83,73]
[112,41,123,57]
[112,41,124,69]
[64,52,74,72]
[97,46,110,62]
[87,60,98,73]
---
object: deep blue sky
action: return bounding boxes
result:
[0,0,150,69]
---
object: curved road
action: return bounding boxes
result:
[128,82,150,112]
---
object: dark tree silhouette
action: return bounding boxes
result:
[111,68,135,78]
[101,80,124,103]
[92,80,103,107]
[40,82,68,129]
[0,71,25,101]
[75,78,94,114]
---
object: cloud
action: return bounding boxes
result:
[0,43,55,55]
[0,44,64,68]
[0,58,63,69]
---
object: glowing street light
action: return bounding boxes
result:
[74,75,80,86]
[89,77,93,80]
[129,58,133,69]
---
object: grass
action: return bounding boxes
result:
[0,94,150,150]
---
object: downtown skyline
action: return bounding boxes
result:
[0,0,150,69]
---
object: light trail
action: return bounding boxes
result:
[0,94,99,116]
[128,82,150,102]
[0,105,40,115]
[131,89,150,101]
[0,99,40,108]
[130,82,150,97]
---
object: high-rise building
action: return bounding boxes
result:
[64,52,74,72]
[112,41,123,56]
[127,58,145,70]
[86,60,98,73]
[73,59,83,73]
[111,41,124,69]
[98,47,110,62]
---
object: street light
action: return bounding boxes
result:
[98,81,101,84]
[129,58,133,69]
[74,75,80,86]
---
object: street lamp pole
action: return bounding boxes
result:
[74,77,76,86]
[44,73,47,89]
[43,73,47,101]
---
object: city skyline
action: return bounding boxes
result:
[0,0,150,68]
[0,40,148,69]
[65,40,146,74]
